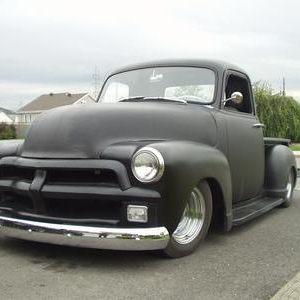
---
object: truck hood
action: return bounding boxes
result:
[21,103,217,158]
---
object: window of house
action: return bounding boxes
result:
[25,114,31,123]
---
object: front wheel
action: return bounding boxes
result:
[163,180,212,258]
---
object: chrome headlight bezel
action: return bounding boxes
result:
[131,146,165,183]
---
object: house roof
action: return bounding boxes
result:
[0,107,15,115]
[18,93,89,112]
[0,111,13,123]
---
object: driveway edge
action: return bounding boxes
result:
[271,272,300,300]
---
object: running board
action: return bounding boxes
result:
[232,197,284,226]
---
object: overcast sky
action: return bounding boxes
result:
[1,0,300,110]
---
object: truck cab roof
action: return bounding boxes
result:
[107,59,247,77]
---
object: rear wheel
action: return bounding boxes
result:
[281,170,294,208]
[163,180,212,258]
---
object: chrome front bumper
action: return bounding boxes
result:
[0,216,170,251]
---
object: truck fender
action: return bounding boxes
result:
[265,145,297,197]
[148,141,233,232]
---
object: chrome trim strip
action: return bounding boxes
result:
[253,123,265,128]
[0,216,169,251]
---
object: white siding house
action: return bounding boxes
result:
[0,112,14,124]
[16,92,95,136]
[16,93,95,125]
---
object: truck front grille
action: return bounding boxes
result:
[0,166,35,182]
[0,157,131,225]
[45,169,119,187]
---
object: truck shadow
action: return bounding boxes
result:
[0,235,165,273]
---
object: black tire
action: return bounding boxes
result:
[281,169,294,208]
[163,180,212,258]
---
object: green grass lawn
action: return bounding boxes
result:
[290,144,300,151]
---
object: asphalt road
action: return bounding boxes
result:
[1,192,300,300]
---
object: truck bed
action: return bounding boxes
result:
[264,137,290,147]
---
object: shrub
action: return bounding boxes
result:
[0,123,17,140]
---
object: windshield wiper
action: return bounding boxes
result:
[143,97,187,104]
[118,96,145,102]
[119,96,187,105]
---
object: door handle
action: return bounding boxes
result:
[253,123,265,128]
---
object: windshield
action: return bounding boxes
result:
[99,67,215,104]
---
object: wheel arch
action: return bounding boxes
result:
[265,144,297,197]
[206,178,230,231]
[148,140,233,232]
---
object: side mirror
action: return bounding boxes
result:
[223,91,243,105]
[231,92,243,104]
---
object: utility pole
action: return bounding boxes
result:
[283,77,286,97]
[93,66,101,99]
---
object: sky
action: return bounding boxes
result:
[1,0,300,111]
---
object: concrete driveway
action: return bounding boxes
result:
[1,190,300,300]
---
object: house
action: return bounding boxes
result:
[0,112,14,124]
[0,107,16,124]
[16,92,95,125]
[15,92,95,137]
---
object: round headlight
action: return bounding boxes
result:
[131,147,165,183]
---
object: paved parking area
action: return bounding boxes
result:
[269,178,300,300]
[1,189,300,300]
[1,173,300,300]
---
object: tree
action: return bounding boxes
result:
[254,81,300,142]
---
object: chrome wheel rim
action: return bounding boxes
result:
[286,173,293,200]
[172,187,205,245]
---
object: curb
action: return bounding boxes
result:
[271,272,300,299]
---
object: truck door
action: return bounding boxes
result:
[222,72,265,203]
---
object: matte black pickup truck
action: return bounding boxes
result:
[0,60,296,257]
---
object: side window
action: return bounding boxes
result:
[224,74,253,114]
